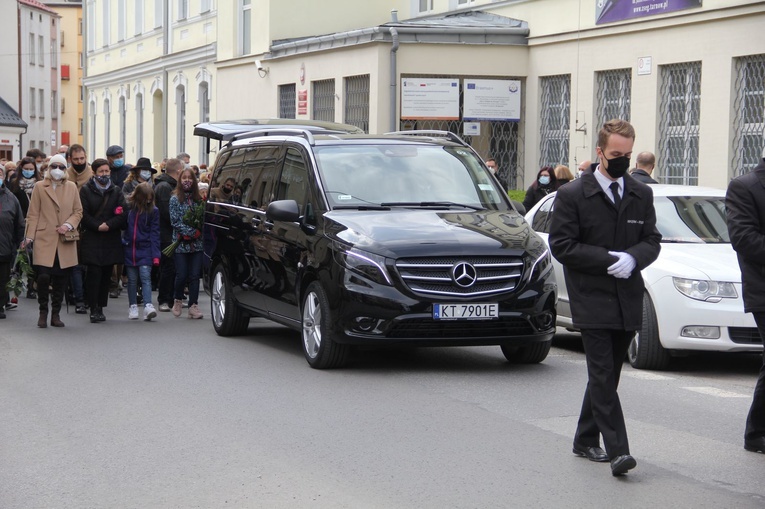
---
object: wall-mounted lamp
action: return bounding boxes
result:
[255,60,269,78]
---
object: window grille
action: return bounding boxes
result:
[279,84,296,119]
[344,74,370,133]
[732,55,765,178]
[312,79,335,122]
[658,62,701,185]
[595,69,631,132]
[539,74,571,167]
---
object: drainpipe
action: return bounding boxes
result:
[389,10,399,133]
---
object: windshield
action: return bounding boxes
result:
[654,195,729,244]
[314,144,509,210]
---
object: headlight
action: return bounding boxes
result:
[672,277,737,302]
[528,248,552,282]
[334,246,393,286]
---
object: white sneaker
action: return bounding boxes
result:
[128,304,139,320]
[144,304,157,322]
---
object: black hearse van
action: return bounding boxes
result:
[202,128,556,368]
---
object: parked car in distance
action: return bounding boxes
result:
[202,129,556,368]
[525,184,762,370]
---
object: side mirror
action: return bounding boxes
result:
[266,199,300,222]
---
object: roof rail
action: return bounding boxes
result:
[231,128,317,145]
[383,130,470,147]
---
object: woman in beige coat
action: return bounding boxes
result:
[22,154,83,328]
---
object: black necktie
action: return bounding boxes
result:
[610,182,621,210]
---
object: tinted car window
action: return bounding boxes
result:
[240,145,282,210]
[210,149,244,203]
[314,144,509,210]
[276,147,309,212]
[531,196,555,233]
[655,195,730,243]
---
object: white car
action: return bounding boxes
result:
[525,184,762,370]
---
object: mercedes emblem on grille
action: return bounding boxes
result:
[451,262,478,287]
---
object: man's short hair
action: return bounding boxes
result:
[636,151,655,168]
[67,143,86,158]
[165,158,184,176]
[597,119,636,150]
[486,158,496,165]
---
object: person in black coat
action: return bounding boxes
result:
[154,158,182,312]
[549,120,661,476]
[522,166,557,211]
[0,165,24,318]
[725,150,765,454]
[629,151,658,184]
[80,159,127,323]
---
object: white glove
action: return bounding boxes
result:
[607,251,636,279]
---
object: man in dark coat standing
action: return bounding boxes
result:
[725,147,765,454]
[629,151,659,184]
[549,119,661,476]
[154,158,182,312]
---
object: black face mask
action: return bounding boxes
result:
[223,186,233,194]
[602,154,630,179]
[95,174,111,186]
[72,162,87,173]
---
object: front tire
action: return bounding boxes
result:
[501,340,551,364]
[628,292,671,370]
[210,264,250,336]
[302,282,350,369]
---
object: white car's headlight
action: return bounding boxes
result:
[672,277,737,303]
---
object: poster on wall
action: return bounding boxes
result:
[463,79,521,122]
[401,78,460,120]
[596,0,702,25]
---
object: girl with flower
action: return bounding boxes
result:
[169,168,204,319]
[79,158,127,323]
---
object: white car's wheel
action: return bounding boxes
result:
[628,292,671,370]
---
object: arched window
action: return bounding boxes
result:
[119,95,127,149]
[176,85,186,153]
[135,92,144,156]
[104,98,111,154]
[198,81,209,164]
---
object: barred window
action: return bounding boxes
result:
[658,62,701,185]
[119,95,127,149]
[731,55,765,178]
[595,69,631,132]
[344,74,370,133]
[279,84,296,119]
[539,74,570,167]
[312,79,335,122]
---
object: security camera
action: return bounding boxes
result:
[255,60,264,71]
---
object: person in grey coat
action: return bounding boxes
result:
[725,148,765,455]
[549,120,661,476]
[0,165,25,318]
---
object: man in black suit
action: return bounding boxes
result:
[549,119,661,476]
[725,147,765,455]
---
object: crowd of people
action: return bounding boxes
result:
[0,145,210,326]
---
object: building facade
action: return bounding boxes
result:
[83,1,765,188]
[82,0,216,164]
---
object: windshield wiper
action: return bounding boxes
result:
[379,201,484,211]
[332,205,391,211]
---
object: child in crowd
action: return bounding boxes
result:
[123,182,160,321]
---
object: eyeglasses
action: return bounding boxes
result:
[49,164,67,170]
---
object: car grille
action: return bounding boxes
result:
[395,256,524,298]
[387,317,535,339]
[729,327,763,345]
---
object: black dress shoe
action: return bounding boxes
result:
[75,303,87,314]
[610,455,637,476]
[744,437,765,453]
[573,442,609,462]
[90,313,99,323]
[97,311,106,322]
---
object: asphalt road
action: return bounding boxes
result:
[1,292,763,508]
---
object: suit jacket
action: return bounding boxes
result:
[549,169,661,330]
[726,158,765,312]
[24,176,83,269]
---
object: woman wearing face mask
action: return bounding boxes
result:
[169,168,204,319]
[21,154,83,328]
[122,157,157,199]
[522,166,558,212]
[79,159,127,323]
[0,165,25,319]
[9,157,43,298]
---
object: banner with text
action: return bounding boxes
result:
[596,0,702,25]
[401,78,460,120]
[463,79,521,122]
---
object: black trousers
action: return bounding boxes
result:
[0,260,10,309]
[575,328,634,458]
[86,264,114,311]
[747,313,765,441]
[36,264,70,314]
[158,245,176,306]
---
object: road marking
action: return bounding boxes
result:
[682,386,750,398]
[623,370,674,381]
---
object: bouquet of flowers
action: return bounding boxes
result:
[162,202,205,257]
[6,247,35,297]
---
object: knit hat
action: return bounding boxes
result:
[49,154,68,167]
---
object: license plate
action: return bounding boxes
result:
[433,303,499,320]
